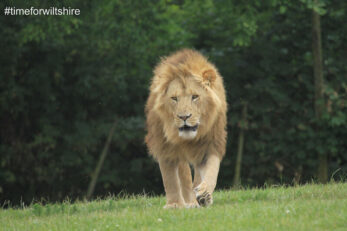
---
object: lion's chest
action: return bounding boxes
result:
[166,141,209,165]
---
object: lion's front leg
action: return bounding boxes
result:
[178,162,199,208]
[158,158,185,209]
[194,154,221,207]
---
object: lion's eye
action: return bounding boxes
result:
[192,95,199,101]
[171,96,178,101]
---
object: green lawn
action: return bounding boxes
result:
[1,183,346,231]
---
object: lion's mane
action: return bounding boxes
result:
[145,49,227,164]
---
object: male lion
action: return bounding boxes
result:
[145,49,227,208]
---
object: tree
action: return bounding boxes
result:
[233,102,248,188]
[312,0,328,183]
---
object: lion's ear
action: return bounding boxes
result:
[202,69,216,86]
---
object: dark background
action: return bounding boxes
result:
[1,0,346,205]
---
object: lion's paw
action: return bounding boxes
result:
[194,182,213,207]
[163,203,185,209]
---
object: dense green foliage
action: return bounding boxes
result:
[1,183,347,230]
[0,0,346,204]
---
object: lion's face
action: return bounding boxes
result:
[166,77,205,139]
[147,50,225,145]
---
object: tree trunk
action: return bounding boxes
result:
[312,1,328,183]
[233,102,247,188]
[86,118,118,200]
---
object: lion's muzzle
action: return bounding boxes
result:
[178,124,199,139]
[179,124,198,132]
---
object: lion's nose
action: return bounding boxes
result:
[178,114,192,121]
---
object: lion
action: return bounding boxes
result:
[145,49,227,208]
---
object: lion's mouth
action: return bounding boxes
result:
[179,124,198,132]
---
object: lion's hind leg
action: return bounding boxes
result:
[178,162,199,208]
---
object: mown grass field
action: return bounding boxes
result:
[1,183,346,231]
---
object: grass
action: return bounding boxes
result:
[1,183,347,231]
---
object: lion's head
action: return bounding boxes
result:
[165,70,221,139]
[167,77,201,139]
[146,49,226,144]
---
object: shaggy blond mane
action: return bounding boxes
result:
[145,49,227,163]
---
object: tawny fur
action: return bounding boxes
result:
[145,49,227,208]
